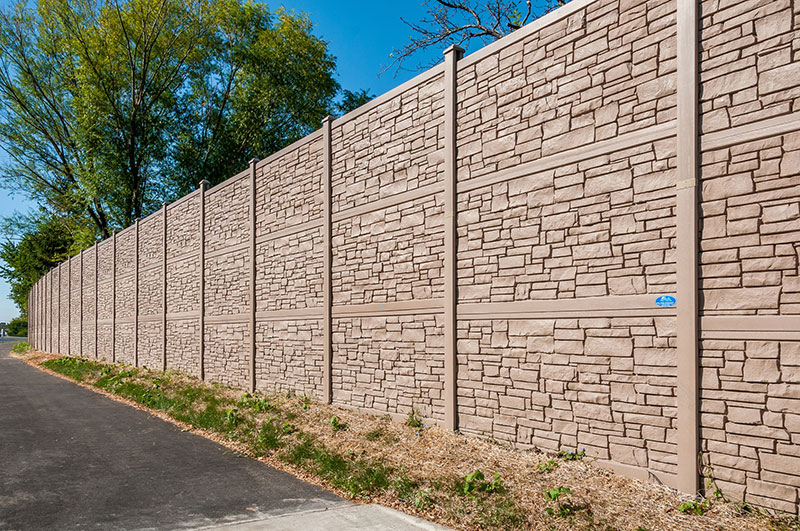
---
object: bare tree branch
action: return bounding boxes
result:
[382,0,569,76]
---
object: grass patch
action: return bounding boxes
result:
[11,341,31,354]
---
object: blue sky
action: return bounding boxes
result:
[0,0,474,322]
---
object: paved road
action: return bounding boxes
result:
[0,339,441,531]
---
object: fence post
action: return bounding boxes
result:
[67,257,71,355]
[58,264,62,354]
[134,218,140,367]
[163,203,168,371]
[199,180,209,380]
[443,45,464,432]
[322,116,333,405]
[676,0,700,495]
[95,240,99,359]
[80,250,84,356]
[249,159,258,393]
[112,230,117,363]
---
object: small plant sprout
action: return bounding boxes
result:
[544,486,575,517]
[226,408,243,425]
[538,459,559,473]
[558,448,586,461]
[329,416,347,432]
[405,409,423,429]
[461,470,505,497]
[678,498,711,515]
[300,396,311,411]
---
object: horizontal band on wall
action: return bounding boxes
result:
[167,249,200,265]
[115,317,134,324]
[205,241,248,261]
[458,294,678,319]
[138,314,162,323]
[138,261,163,275]
[458,122,677,193]
[701,112,800,151]
[701,315,800,340]
[332,298,444,317]
[255,308,324,321]
[332,182,444,222]
[594,459,677,491]
[205,313,249,324]
[166,311,200,321]
[255,218,323,245]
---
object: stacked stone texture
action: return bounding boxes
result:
[166,195,202,375]
[698,0,800,513]
[27,0,800,515]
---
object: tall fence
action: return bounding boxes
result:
[28,0,800,515]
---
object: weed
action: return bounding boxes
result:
[678,498,711,516]
[251,418,285,455]
[538,459,559,473]
[544,486,577,518]
[460,470,505,497]
[558,449,585,461]
[365,427,384,441]
[300,396,311,411]
[282,422,298,435]
[11,341,31,354]
[405,409,423,429]
[238,393,277,414]
[226,408,243,426]
[329,415,347,432]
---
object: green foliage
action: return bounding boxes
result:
[460,470,505,497]
[544,486,576,518]
[7,316,27,336]
[336,88,374,116]
[238,393,277,413]
[0,0,351,247]
[678,498,711,516]
[11,340,30,353]
[405,409,423,429]
[329,415,347,432]
[0,215,75,315]
[558,449,585,461]
[538,459,559,473]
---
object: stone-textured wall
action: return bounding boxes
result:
[28,0,800,515]
[697,0,800,514]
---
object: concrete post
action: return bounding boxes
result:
[322,116,334,404]
[199,180,209,380]
[134,218,140,367]
[80,250,84,356]
[95,240,99,359]
[676,0,700,495]
[112,230,117,363]
[249,159,258,393]
[443,45,464,432]
[67,257,71,355]
[162,203,168,371]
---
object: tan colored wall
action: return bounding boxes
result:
[27,0,800,515]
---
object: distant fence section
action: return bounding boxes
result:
[28,0,800,515]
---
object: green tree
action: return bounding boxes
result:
[0,0,341,237]
[336,89,375,116]
[0,214,76,316]
[7,316,27,337]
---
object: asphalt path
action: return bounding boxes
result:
[0,338,350,530]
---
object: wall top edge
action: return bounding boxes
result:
[331,65,446,128]
[255,130,323,171]
[167,188,200,211]
[457,0,601,69]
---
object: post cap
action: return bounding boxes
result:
[443,45,465,58]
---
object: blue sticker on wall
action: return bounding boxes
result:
[655,295,676,308]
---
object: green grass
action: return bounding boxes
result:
[11,341,31,354]
[37,355,529,529]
